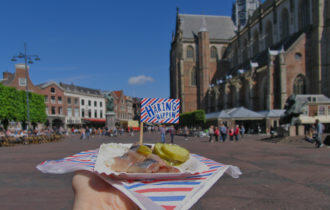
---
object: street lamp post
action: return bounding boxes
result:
[11,43,40,130]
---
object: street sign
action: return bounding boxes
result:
[140,98,180,124]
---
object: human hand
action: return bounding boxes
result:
[72,170,139,210]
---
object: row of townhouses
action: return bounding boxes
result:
[1,64,136,128]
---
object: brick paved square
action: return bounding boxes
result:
[0,134,329,210]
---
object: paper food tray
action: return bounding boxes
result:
[94,143,208,180]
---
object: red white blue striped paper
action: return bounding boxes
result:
[37,150,241,210]
[140,98,180,124]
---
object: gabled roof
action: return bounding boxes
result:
[178,14,235,40]
[258,110,285,118]
[112,90,123,99]
[295,94,330,103]
[37,81,64,91]
[225,107,264,119]
[205,110,231,120]
[59,82,102,96]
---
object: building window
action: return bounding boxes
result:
[88,100,91,106]
[67,97,71,104]
[186,45,194,58]
[51,96,56,104]
[191,68,197,86]
[82,109,85,117]
[58,96,62,104]
[50,87,55,93]
[94,110,97,118]
[100,110,103,118]
[81,99,85,106]
[94,101,97,107]
[88,110,91,118]
[210,46,217,58]
[299,0,310,30]
[252,31,259,56]
[44,95,48,103]
[51,106,56,115]
[19,78,27,87]
[45,107,48,115]
[58,107,62,115]
[318,106,326,115]
[100,101,103,107]
[74,98,78,105]
[67,107,72,117]
[293,75,306,95]
[295,53,302,61]
[74,108,79,117]
[280,8,290,39]
[265,21,273,48]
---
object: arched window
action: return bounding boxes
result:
[298,0,310,30]
[280,8,290,39]
[190,68,197,86]
[265,21,273,48]
[253,31,259,56]
[210,46,217,58]
[243,39,248,61]
[293,75,306,94]
[186,45,194,58]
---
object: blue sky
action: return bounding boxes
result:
[0,0,234,98]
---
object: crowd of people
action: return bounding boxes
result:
[208,124,245,143]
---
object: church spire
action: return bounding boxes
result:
[199,17,208,32]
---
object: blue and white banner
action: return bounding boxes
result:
[140,98,180,124]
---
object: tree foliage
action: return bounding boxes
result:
[0,84,47,126]
[179,110,206,128]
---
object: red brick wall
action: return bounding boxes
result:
[285,35,307,96]
[39,84,67,116]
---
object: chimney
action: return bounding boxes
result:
[3,71,13,80]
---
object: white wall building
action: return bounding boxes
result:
[60,82,106,126]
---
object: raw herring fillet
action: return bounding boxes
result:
[111,150,146,172]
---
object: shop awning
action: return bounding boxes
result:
[82,118,106,123]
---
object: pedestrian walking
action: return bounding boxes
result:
[215,127,220,142]
[184,126,189,140]
[229,127,234,141]
[315,119,324,148]
[169,125,176,144]
[220,123,227,142]
[160,125,166,143]
[209,125,215,142]
[80,128,86,139]
[240,125,245,138]
[234,125,240,141]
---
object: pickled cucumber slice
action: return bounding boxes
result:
[153,143,168,160]
[137,145,152,156]
[162,144,190,163]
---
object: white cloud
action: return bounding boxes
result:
[128,75,154,85]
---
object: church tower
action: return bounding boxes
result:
[232,0,260,29]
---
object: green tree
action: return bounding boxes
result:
[179,110,205,128]
[0,84,47,129]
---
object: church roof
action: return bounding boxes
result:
[178,14,235,40]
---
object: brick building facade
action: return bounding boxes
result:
[170,0,330,116]
[1,64,67,127]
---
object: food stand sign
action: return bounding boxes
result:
[140,98,180,124]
